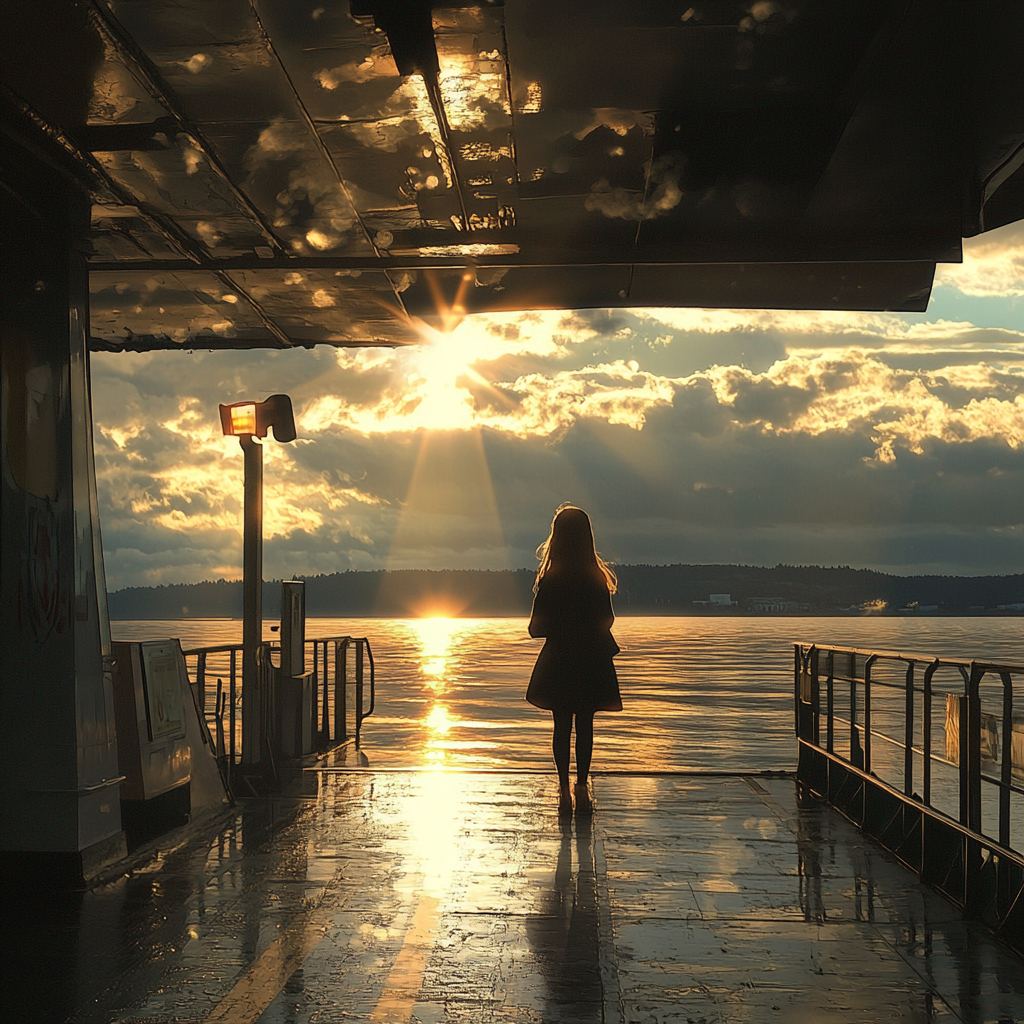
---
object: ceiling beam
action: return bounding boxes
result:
[87,254,942,274]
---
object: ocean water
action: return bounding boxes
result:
[111,616,1022,846]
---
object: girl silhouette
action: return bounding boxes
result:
[527,505,621,816]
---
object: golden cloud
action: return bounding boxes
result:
[700,350,1024,460]
[935,221,1024,297]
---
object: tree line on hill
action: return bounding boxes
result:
[106,565,1024,618]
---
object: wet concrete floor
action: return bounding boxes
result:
[9,770,1023,1024]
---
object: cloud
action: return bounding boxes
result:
[91,300,1023,588]
[935,220,1024,297]
[294,314,1023,459]
[698,351,1024,461]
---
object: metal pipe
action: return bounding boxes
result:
[355,639,364,748]
[240,434,263,765]
[335,640,348,741]
[812,646,820,747]
[826,652,834,754]
[197,652,206,721]
[312,640,320,743]
[229,648,237,783]
[321,641,331,742]
[1000,670,1013,850]
[923,659,937,807]
[904,662,915,795]
[966,665,983,834]
[864,655,877,774]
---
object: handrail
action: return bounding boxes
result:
[181,632,377,776]
[796,643,1024,842]
[794,641,1023,949]
[365,639,376,719]
[803,643,1023,673]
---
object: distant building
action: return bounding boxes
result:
[749,597,812,614]
[709,594,735,606]
[997,603,1024,611]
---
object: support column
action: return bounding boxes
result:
[240,435,263,765]
[0,134,125,881]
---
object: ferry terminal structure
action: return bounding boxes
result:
[2,2,1022,1020]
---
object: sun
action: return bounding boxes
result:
[404,318,497,431]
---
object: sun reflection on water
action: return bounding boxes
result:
[407,617,473,767]
[409,616,468,694]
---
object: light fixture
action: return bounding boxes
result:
[218,393,296,767]
[218,394,296,441]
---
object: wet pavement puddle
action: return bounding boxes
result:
[12,768,1023,1023]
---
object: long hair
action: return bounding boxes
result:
[534,504,617,594]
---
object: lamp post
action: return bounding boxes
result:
[219,395,296,767]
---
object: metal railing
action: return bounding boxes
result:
[183,634,375,791]
[794,643,1023,953]
[307,635,376,748]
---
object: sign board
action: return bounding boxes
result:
[140,641,186,742]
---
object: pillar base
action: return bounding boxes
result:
[0,831,127,888]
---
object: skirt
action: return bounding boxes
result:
[526,642,622,713]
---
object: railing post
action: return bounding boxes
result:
[334,639,348,741]
[965,665,982,834]
[312,640,319,742]
[999,670,1013,851]
[197,652,207,722]
[355,638,364,748]
[793,644,801,736]
[812,648,821,746]
[321,641,331,742]
[796,645,816,742]
[904,662,915,795]
[825,650,834,753]
[923,660,937,806]
[215,677,225,758]
[863,655,876,774]
[964,665,983,915]
[850,666,863,770]
[229,648,237,786]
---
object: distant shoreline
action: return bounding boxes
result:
[110,610,1023,621]
[106,565,1024,620]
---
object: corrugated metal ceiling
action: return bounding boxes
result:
[6,0,1021,349]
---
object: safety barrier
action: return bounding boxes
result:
[184,634,375,792]
[794,643,1023,954]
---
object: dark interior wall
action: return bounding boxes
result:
[1,0,104,130]
[1,81,123,863]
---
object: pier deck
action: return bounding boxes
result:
[11,768,1022,1023]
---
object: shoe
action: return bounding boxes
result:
[574,783,593,816]
[558,782,573,817]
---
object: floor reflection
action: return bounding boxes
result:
[527,819,604,1022]
[10,773,1024,1023]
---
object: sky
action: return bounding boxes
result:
[91,221,1024,591]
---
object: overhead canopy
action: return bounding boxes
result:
[3,0,1022,350]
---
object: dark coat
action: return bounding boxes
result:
[525,574,622,713]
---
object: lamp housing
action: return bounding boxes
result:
[219,394,296,442]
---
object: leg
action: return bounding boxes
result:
[552,710,572,785]
[552,710,574,815]
[575,712,595,786]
